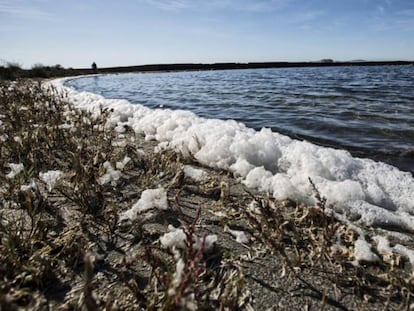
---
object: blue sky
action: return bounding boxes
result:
[1,0,413,68]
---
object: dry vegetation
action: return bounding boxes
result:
[0,80,413,310]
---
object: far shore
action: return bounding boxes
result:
[1,60,413,80]
[95,60,414,75]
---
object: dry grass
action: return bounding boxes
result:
[1,80,413,310]
[242,182,414,309]
[0,80,247,310]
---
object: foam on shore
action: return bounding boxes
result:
[50,78,414,237]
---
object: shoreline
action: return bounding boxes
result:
[2,60,413,80]
[96,60,414,75]
[63,70,414,176]
[57,75,414,220]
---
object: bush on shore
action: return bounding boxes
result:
[0,63,92,80]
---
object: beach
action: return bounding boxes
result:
[1,80,414,310]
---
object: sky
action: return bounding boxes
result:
[1,0,413,68]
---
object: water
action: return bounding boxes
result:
[65,65,414,173]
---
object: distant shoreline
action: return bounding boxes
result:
[94,60,414,75]
[2,60,413,80]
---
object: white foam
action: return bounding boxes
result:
[183,165,208,182]
[116,156,131,171]
[50,78,414,237]
[373,235,414,265]
[168,253,185,297]
[160,225,187,249]
[353,237,380,263]
[39,170,62,192]
[98,161,122,186]
[373,235,393,255]
[120,188,168,221]
[6,163,24,179]
[20,180,38,192]
[160,225,217,251]
[225,227,249,244]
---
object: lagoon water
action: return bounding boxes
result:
[66,65,414,173]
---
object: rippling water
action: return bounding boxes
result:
[65,65,414,173]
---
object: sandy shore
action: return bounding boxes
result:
[1,80,413,310]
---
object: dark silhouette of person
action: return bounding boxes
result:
[92,62,98,74]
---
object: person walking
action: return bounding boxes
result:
[91,62,98,74]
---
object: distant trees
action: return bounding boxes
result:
[0,62,74,80]
[320,59,334,63]
[31,63,49,78]
[29,63,67,78]
[0,62,23,80]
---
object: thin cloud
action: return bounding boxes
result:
[143,0,294,12]
[290,10,325,23]
[0,1,52,19]
[393,15,414,32]
[236,0,293,12]
[377,5,385,14]
[143,0,191,11]
[397,9,414,17]
[369,8,414,33]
